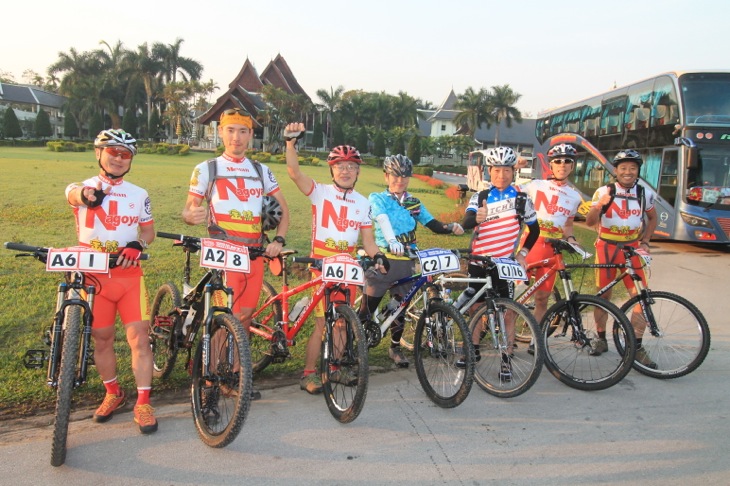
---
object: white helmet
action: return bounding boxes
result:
[485,146,517,167]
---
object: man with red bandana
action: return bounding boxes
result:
[283,122,389,394]
[585,149,658,367]
[65,128,158,434]
[183,108,290,400]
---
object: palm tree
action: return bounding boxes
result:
[454,87,493,137]
[153,38,203,84]
[316,85,344,147]
[96,40,131,128]
[124,43,163,137]
[489,84,523,146]
[393,91,419,129]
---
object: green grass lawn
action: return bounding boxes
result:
[0,146,603,416]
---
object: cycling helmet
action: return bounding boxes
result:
[612,149,643,168]
[383,154,413,177]
[94,129,137,155]
[327,145,362,166]
[261,196,283,231]
[484,146,517,167]
[547,143,577,161]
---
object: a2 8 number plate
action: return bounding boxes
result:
[416,248,461,276]
[322,254,364,285]
[493,257,528,281]
[46,247,110,273]
[200,238,250,273]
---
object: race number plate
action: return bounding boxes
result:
[416,248,461,276]
[200,238,250,273]
[493,257,528,281]
[635,249,652,267]
[322,254,364,285]
[46,247,110,273]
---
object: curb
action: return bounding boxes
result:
[433,170,466,178]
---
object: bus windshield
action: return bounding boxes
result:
[680,73,730,125]
[686,144,730,207]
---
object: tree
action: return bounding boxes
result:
[153,38,203,84]
[125,42,163,139]
[489,84,523,146]
[122,107,138,137]
[63,107,79,138]
[3,107,23,139]
[316,85,344,147]
[311,115,324,149]
[356,126,369,153]
[391,130,405,156]
[408,134,421,165]
[454,87,493,137]
[88,111,104,138]
[35,108,53,139]
[373,130,386,157]
[149,108,162,140]
[332,121,345,146]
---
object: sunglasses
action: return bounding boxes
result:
[551,158,574,165]
[223,108,251,116]
[104,146,133,160]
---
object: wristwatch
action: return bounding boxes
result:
[273,236,286,246]
[518,248,529,257]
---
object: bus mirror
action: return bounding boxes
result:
[685,146,699,169]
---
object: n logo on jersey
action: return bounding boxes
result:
[215,178,263,202]
[605,198,642,219]
[322,200,361,231]
[85,200,139,230]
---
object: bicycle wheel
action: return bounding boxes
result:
[542,295,636,391]
[615,291,710,379]
[51,305,81,467]
[515,284,561,342]
[249,280,281,373]
[321,305,368,423]
[413,300,474,408]
[468,298,544,398]
[191,313,252,448]
[149,282,181,379]
[399,287,426,351]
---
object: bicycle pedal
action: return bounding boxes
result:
[23,349,47,369]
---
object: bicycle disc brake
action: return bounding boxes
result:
[364,320,382,348]
[271,330,291,363]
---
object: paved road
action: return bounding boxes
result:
[1,240,728,485]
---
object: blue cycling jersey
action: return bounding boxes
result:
[369,190,435,248]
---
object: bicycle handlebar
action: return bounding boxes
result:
[4,242,149,263]
[156,231,267,258]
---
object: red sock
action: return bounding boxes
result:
[302,369,315,377]
[136,387,151,406]
[103,377,120,396]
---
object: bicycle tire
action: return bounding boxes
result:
[413,300,474,408]
[51,305,81,467]
[249,280,281,373]
[515,284,562,343]
[149,282,182,379]
[321,305,368,423]
[614,291,710,379]
[191,314,252,448]
[542,295,636,391]
[468,298,544,398]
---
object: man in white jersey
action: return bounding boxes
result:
[183,108,290,400]
[65,129,157,434]
[459,146,540,376]
[585,149,658,367]
[284,122,389,394]
[520,144,583,327]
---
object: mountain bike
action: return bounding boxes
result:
[246,250,368,423]
[428,251,544,399]
[513,238,637,391]
[6,242,147,467]
[557,243,710,379]
[148,232,253,447]
[358,248,475,408]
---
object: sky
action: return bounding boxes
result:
[3,0,729,117]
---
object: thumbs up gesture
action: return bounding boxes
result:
[476,199,488,224]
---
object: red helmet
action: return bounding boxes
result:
[327,145,362,166]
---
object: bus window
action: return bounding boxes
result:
[658,149,679,206]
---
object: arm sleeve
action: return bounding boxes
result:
[522,221,540,251]
[425,219,451,234]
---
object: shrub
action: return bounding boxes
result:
[413,166,434,177]
[178,145,191,156]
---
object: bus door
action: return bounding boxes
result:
[467,151,488,191]
[653,148,680,238]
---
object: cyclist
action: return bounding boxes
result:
[585,149,658,367]
[458,146,540,377]
[358,154,464,368]
[284,122,389,394]
[183,108,290,400]
[519,143,583,350]
[64,129,157,434]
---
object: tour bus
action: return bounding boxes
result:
[535,71,730,244]
[466,149,537,192]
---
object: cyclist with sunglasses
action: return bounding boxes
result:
[519,144,583,327]
[283,122,389,394]
[585,149,658,366]
[64,128,158,434]
[183,108,290,400]
[358,153,465,368]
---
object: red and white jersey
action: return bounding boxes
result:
[188,155,281,244]
[521,179,582,239]
[65,174,153,254]
[305,181,373,258]
[590,182,656,242]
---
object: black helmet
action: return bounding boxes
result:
[383,154,413,177]
[612,149,643,168]
[261,196,283,231]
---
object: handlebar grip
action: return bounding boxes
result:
[291,256,319,265]
[157,231,186,240]
[4,242,48,253]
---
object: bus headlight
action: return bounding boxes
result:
[680,211,713,228]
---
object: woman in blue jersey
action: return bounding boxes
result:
[358,154,464,367]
